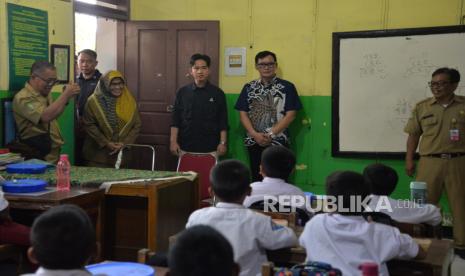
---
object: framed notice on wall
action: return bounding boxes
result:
[51,44,70,84]
[7,3,48,91]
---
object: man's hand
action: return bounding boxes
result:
[170,141,181,156]
[63,83,81,99]
[405,158,416,177]
[216,143,227,156]
[107,142,124,155]
[253,132,272,147]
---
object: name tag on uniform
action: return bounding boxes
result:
[450,129,460,141]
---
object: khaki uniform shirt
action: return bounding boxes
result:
[404,95,465,155]
[13,83,64,162]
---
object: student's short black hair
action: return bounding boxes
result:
[30,60,56,76]
[255,50,277,64]
[261,146,296,181]
[78,49,98,60]
[363,163,398,196]
[30,204,95,269]
[190,53,211,67]
[168,225,235,276]
[432,67,460,83]
[210,159,250,202]
[326,171,369,212]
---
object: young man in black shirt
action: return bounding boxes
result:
[170,54,228,156]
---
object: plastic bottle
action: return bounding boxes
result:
[56,154,71,191]
[359,262,378,276]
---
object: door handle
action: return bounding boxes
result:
[166,105,174,112]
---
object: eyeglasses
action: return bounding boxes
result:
[34,74,58,87]
[256,62,276,69]
[428,81,450,88]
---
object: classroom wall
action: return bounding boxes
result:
[0,0,75,161]
[131,0,465,212]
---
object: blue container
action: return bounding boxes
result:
[86,262,155,276]
[6,163,47,174]
[2,179,48,193]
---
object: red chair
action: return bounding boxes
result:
[177,152,217,207]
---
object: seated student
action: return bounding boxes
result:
[0,191,30,247]
[299,171,426,276]
[168,225,239,276]
[243,146,306,207]
[363,163,442,225]
[186,160,297,276]
[22,204,97,276]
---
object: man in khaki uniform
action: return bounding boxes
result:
[404,67,465,259]
[13,61,80,163]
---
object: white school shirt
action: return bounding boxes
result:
[242,177,306,208]
[368,195,442,225]
[299,213,419,276]
[21,267,93,276]
[186,202,298,276]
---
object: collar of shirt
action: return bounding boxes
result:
[30,267,92,276]
[190,81,210,91]
[215,202,246,209]
[428,94,464,105]
[260,177,287,185]
[77,69,102,81]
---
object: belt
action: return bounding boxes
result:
[424,153,465,159]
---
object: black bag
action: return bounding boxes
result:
[20,133,52,159]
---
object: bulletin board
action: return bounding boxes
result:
[332,25,465,158]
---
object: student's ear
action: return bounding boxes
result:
[259,165,264,177]
[232,262,240,276]
[208,187,215,198]
[27,247,39,265]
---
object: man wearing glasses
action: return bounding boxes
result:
[404,67,465,259]
[235,51,302,181]
[12,61,80,163]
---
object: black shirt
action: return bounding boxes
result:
[76,69,102,117]
[172,82,229,152]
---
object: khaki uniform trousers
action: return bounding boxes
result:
[417,155,465,248]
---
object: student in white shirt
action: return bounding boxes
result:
[168,225,239,276]
[299,171,426,276]
[186,160,297,276]
[22,205,97,276]
[243,145,306,208]
[363,163,442,225]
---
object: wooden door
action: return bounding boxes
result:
[118,21,219,171]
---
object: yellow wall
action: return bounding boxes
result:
[0,0,74,91]
[131,0,465,96]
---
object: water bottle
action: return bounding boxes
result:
[56,154,71,191]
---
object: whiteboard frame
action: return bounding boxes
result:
[332,25,465,159]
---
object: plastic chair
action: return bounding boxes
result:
[115,144,156,171]
[177,152,217,207]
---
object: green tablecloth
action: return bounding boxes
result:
[0,166,187,188]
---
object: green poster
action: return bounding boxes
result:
[8,3,49,91]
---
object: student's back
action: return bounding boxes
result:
[186,160,297,276]
[364,163,442,225]
[299,171,423,276]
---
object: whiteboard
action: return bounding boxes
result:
[332,26,465,158]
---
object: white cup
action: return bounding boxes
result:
[410,181,427,205]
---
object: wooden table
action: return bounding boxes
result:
[5,187,105,258]
[267,238,453,276]
[103,177,199,261]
